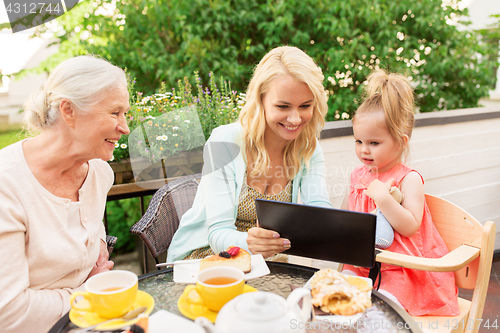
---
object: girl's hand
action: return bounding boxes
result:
[364,179,394,204]
[365,173,424,237]
[247,227,291,259]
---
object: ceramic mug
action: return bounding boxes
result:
[69,270,138,318]
[184,266,245,312]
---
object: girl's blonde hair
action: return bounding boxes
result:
[354,69,415,160]
[23,55,127,133]
[238,46,327,179]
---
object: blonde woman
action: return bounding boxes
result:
[168,46,333,262]
[0,56,129,333]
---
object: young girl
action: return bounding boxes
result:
[341,69,459,316]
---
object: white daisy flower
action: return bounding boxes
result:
[120,144,127,149]
[172,126,179,131]
[114,142,119,148]
[184,120,190,123]
[156,136,162,140]
[162,135,168,141]
[109,156,115,161]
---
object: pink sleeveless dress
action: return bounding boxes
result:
[343,163,459,316]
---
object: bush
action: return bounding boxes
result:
[28,0,498,120]
[106,196,151,254]
[112,71,244,162]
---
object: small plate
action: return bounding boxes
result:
[69,290,155,330]
[177,284,257,323]
[304,272,372,323]
[173,254,270,284]
[149,310,205,333]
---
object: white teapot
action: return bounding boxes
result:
[195,287,312,333]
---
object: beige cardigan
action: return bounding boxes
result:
[0,140,113,333]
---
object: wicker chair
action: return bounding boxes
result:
[130,173,201,271]
[105,235,117,256]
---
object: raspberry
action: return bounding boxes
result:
[219,251,231,258]
[227,247,240,257]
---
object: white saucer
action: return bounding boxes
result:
[149,310,205,333]
[173,254,270,284]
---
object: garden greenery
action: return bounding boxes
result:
[28,0,497,121]
[112,72,243,162]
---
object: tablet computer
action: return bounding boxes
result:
[255,199,376,268]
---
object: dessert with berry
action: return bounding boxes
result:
[199,246,251,273]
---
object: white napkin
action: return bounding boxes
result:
[149,310,205,333]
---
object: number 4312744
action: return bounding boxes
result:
[444,319,498,330]
[6,3,63,15]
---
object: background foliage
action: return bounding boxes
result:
[478,14,500,91]
[117,72,243,162]
[28,0,498,120]
[106,197,151,254]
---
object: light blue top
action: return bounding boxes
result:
[167,122,333,262]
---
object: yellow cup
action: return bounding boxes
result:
[184,266,245,312]
[69,270,138,319]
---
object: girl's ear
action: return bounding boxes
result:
[60,99,76,128]
[401,134,409,149]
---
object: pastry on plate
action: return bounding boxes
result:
[310,268,372,316]
[199,246,251,273]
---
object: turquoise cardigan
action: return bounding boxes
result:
[167,122,333,262]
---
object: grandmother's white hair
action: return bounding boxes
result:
[23,55,127,132]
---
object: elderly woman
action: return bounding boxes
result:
[0,56,129,333]
[167,46,333,262]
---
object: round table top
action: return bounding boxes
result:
[50,262,421,333]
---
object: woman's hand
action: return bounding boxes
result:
[86,239,114,280]
[247,226,291,259]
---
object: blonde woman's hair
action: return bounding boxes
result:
[23,55,127,133]
[353,69,415,160]
[238,46,328,179]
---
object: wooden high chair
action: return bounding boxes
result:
[375,194,496,333]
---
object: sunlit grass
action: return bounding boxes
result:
[0,124,24,149]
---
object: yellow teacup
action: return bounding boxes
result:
[69,270,138,319]
[184,266,245,312]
